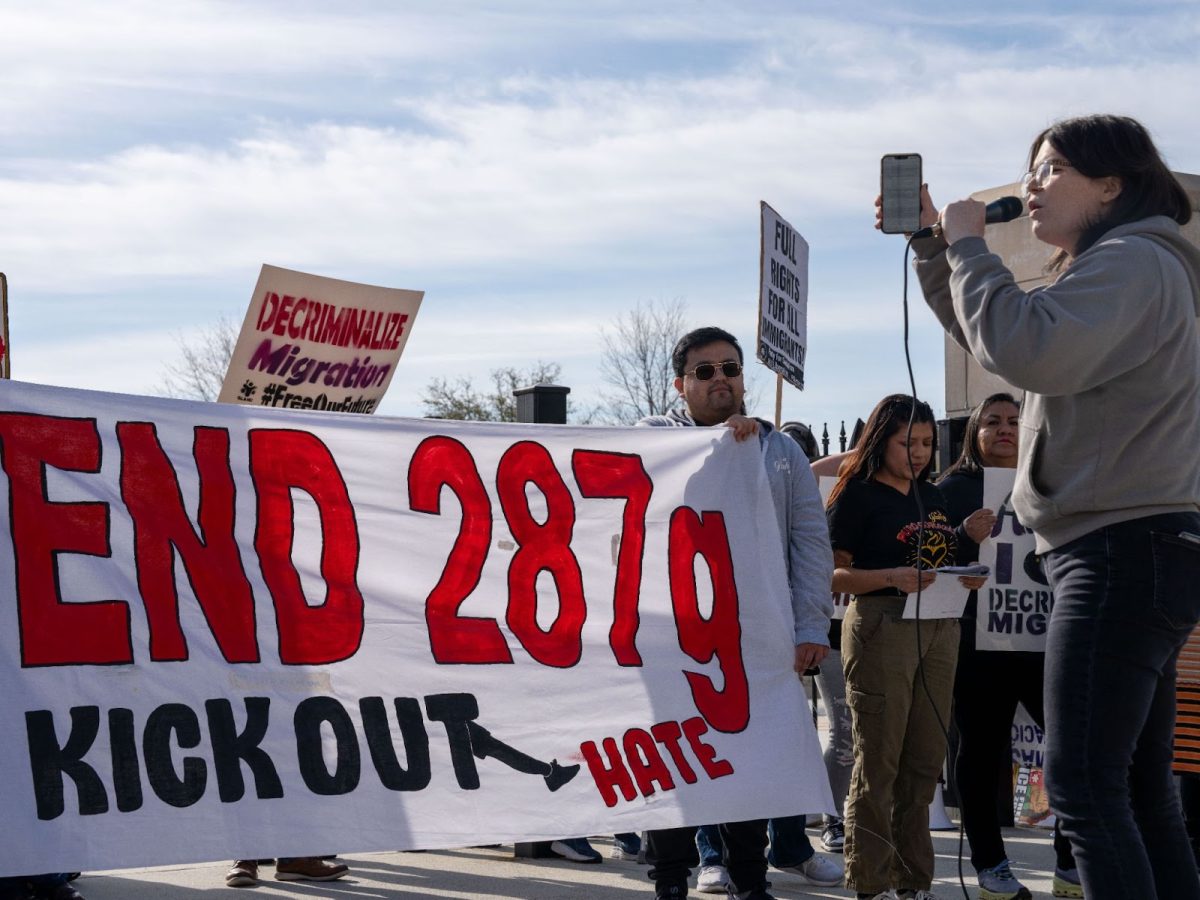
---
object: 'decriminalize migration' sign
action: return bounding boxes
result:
[218,264,423,414]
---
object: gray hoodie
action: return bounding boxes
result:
[916,215,1200,551]
[637,408,835,646]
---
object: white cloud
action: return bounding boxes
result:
[1,2,1198,431]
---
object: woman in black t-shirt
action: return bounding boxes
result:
[826,394,959,900]
[937,393,1078,898]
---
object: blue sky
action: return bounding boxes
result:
[2,1,1198,432]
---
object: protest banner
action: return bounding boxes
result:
[218,265,423,413]
[0,379,832,876]
[758,203,807,391]
[977,468,1051,651]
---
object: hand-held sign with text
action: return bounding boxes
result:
[977,467,1052,652]
[218,264,423,414]
[0,379,831,876]
[758,203,807,390]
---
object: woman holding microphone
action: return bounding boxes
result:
[902,114,1200,900]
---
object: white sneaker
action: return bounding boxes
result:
[778,853,843,886]
[899,891,941,900]
[695,864,731,893]
[549,838,602,863]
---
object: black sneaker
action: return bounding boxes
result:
[821,819,845,853]
[611,832,642,860]
[656,882,687,899]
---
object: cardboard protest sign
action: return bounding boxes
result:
[977,468,1052,652]
[0,379,832,876]
[218,264,423,413]
[0,271,9,379]
[758,203,807,390]
[1011,703,1054,828]
[831,590,852,621]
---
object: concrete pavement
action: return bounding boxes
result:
[63,825,1060,899]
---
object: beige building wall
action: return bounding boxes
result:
[943,173,1200,418]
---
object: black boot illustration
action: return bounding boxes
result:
[468,722,581,792]
[426,693,580,792]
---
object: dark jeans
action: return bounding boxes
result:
[1042,511,1200,900]
[1184,771,1200,866]
[646,820,767,892]
[0,875,70,900]
[952,644,1074,871]
[696,817,815,869]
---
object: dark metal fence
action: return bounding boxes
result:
[803,417,969,474]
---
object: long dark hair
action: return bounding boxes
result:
[1030,115,1192,269]
[827,394,937,507]
[938,393,1019,481]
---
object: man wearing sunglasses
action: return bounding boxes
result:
[637,327,840,900]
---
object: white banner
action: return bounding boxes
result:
[0,380,831,876]
[758,202,808,390]
[977,468,1052,652]
[218,264,423,413]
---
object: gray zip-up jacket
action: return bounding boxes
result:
[916,215,1200,552]
[637,409,834,646]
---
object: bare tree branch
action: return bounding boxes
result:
[422,360,576,422]
[161,317,238,401]
[597,298,687,423]
[421,375,492,420]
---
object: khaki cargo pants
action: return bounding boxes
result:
[841,595,959,895]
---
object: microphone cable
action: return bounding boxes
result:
[902,233,971,900]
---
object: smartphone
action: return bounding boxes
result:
[880,153,923,234]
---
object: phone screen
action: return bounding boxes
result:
[880,153,922,234]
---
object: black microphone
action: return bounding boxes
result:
[912,195,1023,239]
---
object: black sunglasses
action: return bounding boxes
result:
[685,361,742,381]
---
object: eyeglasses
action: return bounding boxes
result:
[685,361,742,380]
[1021,159,1073,194]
